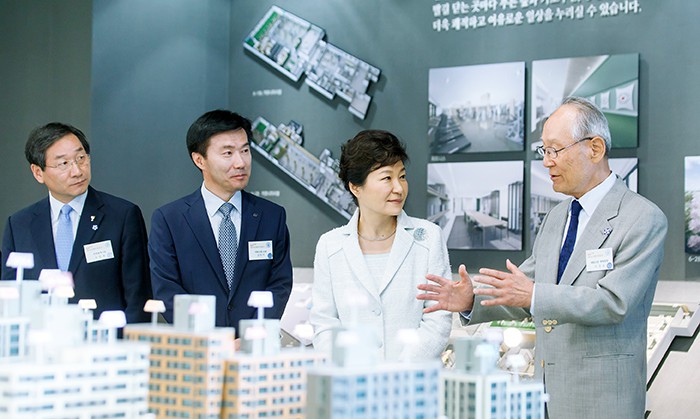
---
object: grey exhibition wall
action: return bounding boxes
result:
[0,0,92,224]
[228,0,700,280]
[2,1,699,282]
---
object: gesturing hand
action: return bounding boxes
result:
[417,264,475,313]
[473,259,533,308]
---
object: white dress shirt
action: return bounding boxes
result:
[49,191,87,240]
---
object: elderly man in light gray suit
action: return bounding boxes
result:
[418,96,667,419]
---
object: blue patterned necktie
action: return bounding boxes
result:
[218,203,238,291]
[55,204,74,271]
[557,200,582,284]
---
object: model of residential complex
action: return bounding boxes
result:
[251,115,356,219]
[125,291,326,419]
[442,336,546,419]
[244,6,381,119]
[305,327,442,419]
[0,254,149,418]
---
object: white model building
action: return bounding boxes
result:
[305,327,441,419]
[221,291,327,418]
[0,256,150,418]
[124,294,236,418]
[441,336,546,419]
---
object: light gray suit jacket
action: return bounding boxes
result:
[310,210,452,361]
[470,177,667,419]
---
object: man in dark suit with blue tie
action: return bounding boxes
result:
[1,122,152,323]
[149,110,293,329]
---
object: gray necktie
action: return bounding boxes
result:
[55,204,74,271]
[218,203,238,291]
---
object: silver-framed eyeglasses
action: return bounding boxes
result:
[45,154,90,172]
[536,137,594,159]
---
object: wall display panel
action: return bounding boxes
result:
[428,62,525,155]
[427,161,523,250]
[251,116,356,219]
[530,53,639,158]
[529,158,638,247]
[686,156,700,278]
[243,6,381,120]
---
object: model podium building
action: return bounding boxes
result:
[442,336,546,419]
[0,256,150,418]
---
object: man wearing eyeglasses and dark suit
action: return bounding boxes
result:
[418,97,668,419]
[1,122,152,323]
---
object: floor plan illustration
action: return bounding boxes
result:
[244,6,381,119]
[251,116,356,219]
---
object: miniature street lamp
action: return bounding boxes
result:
[144,299,166,327]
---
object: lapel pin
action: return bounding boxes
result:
[92,225,98,231]
[90,215,95,222]
[601,227,612,236]
[413,228,426,241]
[253,212,259,218]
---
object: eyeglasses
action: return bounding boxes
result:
[45,154,90,172]
[536,137,594,159]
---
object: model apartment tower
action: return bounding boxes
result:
[441,336,546,419]
[124,294,236,419]
[305,327,442,419]
[0,255,150,418]
[221,291,326,418]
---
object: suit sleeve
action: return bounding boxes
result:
[309,234,337,354]
[264,207,293,319]
[534,202,668,326]
[149,207,189,323]
[405,226,453,360]
[119,205,152,323]
[1,217,16,281]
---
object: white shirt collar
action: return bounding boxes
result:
[576,171,616,216]
[200,182,242,217]
[49,190,88,221]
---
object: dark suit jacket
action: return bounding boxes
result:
[149,189,293,330]
[1,186,152,323]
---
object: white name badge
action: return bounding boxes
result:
[585,248,614,272]
[248,240,273,261]
[84,240,115,263]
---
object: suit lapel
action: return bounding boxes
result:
[540,203,569,285]
[184,191,229,292]
[230,191,261,301]
[30,198,59,271]
[69,187,103,273]
[341,211,381,300]
[561,179,625,285]
[377,213,414,295]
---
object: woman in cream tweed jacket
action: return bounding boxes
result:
[309,130,451,361]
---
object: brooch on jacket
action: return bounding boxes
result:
[413,228,426,241]
[601,227,612,236]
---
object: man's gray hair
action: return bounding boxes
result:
[561,96,612,155]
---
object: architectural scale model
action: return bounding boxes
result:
[0,254,150,418]
[221,291,327,418]
[251,116,356,219]
[305,327,442,419]
[124,295,236,418]
[646,302,700,382]
[126,291,326,419]
[442,336,546,419]
[244,6,381,119]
